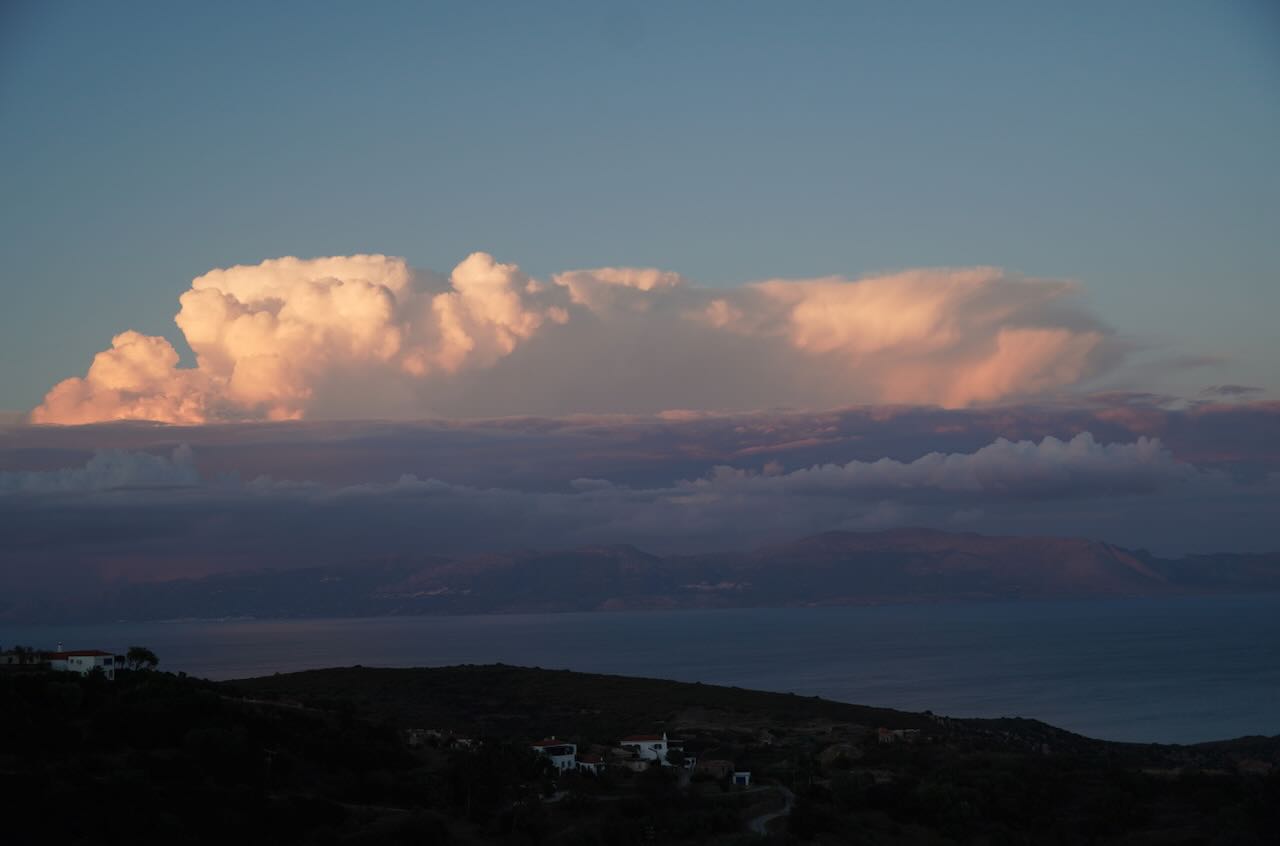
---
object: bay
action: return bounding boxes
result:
[4,594,1277,744]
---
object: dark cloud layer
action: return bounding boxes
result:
[2,398,1277,600]
[5,395,1278,486]
[1201,385,1263,398]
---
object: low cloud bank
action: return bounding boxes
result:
[0,432,1193,503]
[681,433,1191,500]
[32,253,1118,423]
[0,445,199,493]
[312,432,1205,547]
[4,403,1277,593]
[7,430,1269,578]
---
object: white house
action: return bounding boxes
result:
[48,650,117,680]
[619,732,677,764]
[531,737,577,772]
[576,753,606,775]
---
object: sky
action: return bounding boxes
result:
[1,0,1278,414]
[0,2,1278,598]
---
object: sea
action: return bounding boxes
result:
[4,594,1277,745]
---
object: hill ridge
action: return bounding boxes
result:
[6,527,1278,622]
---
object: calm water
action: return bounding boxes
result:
[4,595,1278,744]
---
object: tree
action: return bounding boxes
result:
[126,645,159,671]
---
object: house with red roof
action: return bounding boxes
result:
[48,650,117,680]
[530,737,577,772]
[619,731,685,765]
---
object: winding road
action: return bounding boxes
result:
[747,785,795,836]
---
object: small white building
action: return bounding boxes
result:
[48,650,117,680]
[733,771,752,787]
[576,753,606,775]
[531,737,577,772]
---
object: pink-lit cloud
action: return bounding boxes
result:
[32,253,1120,424]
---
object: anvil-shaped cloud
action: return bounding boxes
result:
[32,253,1117,423]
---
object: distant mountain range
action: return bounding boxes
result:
[8,529,1280,622]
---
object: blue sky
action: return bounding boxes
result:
[2,0,1277,411]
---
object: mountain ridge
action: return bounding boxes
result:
[6,528,1278,622]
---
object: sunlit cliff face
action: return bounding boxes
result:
[32,252,1115,424]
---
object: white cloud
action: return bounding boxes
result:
[32,253,1119,424]
[681,432,1193,500]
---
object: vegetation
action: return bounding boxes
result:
[2,643,39,663]
[1,664,1276,844]
[230,664,937,741]
[125,644,160,670]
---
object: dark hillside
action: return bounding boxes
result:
[226,664,939,742]
[4,665,1277,844]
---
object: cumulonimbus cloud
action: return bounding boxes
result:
[32,252,1118,424]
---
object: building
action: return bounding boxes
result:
[48,650,117,680]
[530,737,577,772]
[733,771,752,787]
[695,759,735,780]
[619,732,682,764]
[576,753,606,775]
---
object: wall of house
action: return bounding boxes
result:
[623,741,667,761]
[547,753,575,771]
[54,656,115,679]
